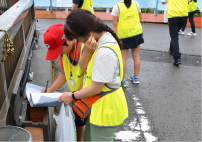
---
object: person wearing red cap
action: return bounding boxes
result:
[41,23,96,141]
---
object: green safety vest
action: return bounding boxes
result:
[116,0,143,39]
[168,0,188,18]
[83,42,128,127]
[81,0,94,14]
[62,43,84,92]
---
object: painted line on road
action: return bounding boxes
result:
[115,94,158,142]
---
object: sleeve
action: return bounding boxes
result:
[111,4,120,17]
[135,1,141,13]
[60,55,64,69]
[73,0,80,4]
[92,48,119,83]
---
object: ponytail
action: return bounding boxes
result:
[94,17,123,49]
[104,25,124,50]
[124,0,131,8]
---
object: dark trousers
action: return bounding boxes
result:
[168,17,187,61]
[181,12,196,33]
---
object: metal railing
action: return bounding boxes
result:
[0,0,36,126]
[0,0,10,15]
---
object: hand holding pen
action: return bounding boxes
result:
[45,80,49,93]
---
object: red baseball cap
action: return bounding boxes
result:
[44,23,66,60]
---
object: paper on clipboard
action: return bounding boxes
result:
[26,83,62,107]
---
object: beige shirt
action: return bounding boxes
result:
[111,0,141,17]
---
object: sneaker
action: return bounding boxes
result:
[187,32,197,36]
[130,75,139,84]
[179,30,185,35]
[122,80,126,87]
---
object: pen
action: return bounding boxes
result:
[45,80,49,93]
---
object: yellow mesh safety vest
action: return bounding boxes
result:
[188,1,197,12]
[83,42,128,127]
[168,0,188,18]
[62,44,84,92]
[117,0,143,39]
[81,0,94,14]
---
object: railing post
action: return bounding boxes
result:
[31,3,38,39]
[155,0,158,16]
[50,0,52,13]
[0,62,8,110]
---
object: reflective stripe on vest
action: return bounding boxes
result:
[117,1,143,39]
[188,1,197,12]
[168,0,188,18]
[84,42,128,127]
[81,0,94,14]
[62,43,84,92]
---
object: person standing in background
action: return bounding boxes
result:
[112,0,144,86]
[162,0,190,66]
[42,23,95,141]
[72,0,94,14]
[179,0,197,36]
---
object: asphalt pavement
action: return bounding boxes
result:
[30,18,201,141]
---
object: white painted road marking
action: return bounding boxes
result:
[114,95,158,141]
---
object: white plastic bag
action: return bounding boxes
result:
[53,103,77,142]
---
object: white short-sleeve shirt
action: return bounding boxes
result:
[91,32,121,89]
[111,0,141,17]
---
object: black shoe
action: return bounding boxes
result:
[174,59,181,66]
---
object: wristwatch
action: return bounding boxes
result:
[72,91,78,101]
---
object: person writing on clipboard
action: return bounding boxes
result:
[41,23,97,141]
[72,0,94,14]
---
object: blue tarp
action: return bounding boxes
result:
[34,0,202,12]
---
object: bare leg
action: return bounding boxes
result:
[131,46,140,76]
[121,49,129,78]
[76,126,85,141]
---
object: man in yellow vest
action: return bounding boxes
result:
[162,0,190,65]
[72,0,94,14]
